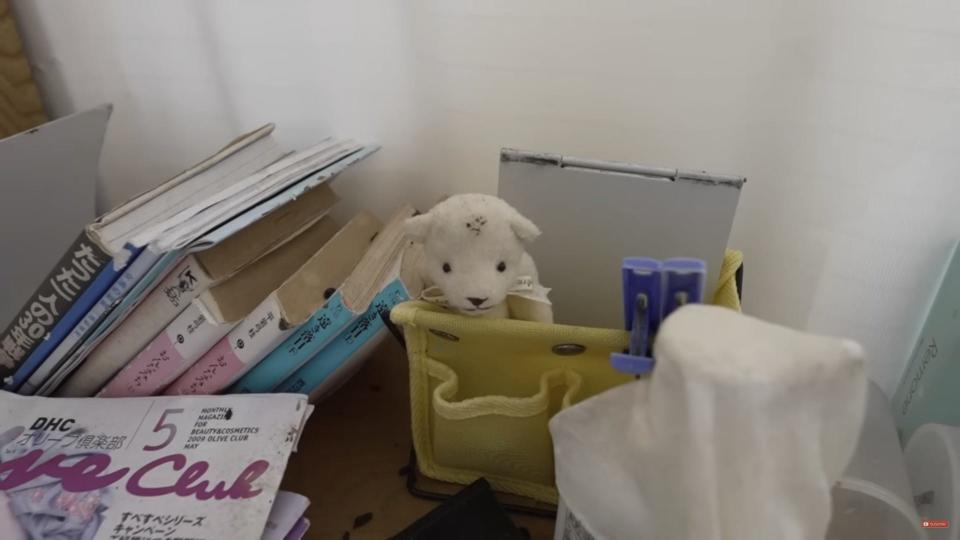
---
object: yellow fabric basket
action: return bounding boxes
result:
[390,250,743,504]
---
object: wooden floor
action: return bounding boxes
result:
[282,338,556,539]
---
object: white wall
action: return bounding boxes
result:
[11,0,960,394]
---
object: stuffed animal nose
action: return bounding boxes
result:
[467,297,487,307]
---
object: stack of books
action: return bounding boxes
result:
[0,122,421,401]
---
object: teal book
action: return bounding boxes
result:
[273,278,410,396]
[230,204,420,394]
[229,289,357,393]
[892,240,960,443]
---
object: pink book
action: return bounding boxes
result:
[98,215,345,397]
[163,296,294,395]
[98,302,235,397]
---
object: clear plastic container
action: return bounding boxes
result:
[904,423,960,540]
[826,381,926,540]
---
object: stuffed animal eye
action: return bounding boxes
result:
[497,261,506,273]
[442,263,452,273]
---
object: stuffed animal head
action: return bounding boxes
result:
[405,194,540,315]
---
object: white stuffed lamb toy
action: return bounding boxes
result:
[405,194,553,323]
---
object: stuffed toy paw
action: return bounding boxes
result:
[404,193,553,323]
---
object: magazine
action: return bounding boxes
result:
[0,391,312,539]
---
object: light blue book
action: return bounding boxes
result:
[230,289,358,394]
[18,247,163,394]
[892,240,960,443]
[3,248,139,390]
[274,278,410,396]
[230,203,414,394]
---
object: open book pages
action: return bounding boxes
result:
[133,139,362,255]
[339,205,419,312]
[94,125,282,257]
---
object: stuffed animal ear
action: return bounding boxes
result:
[507,209,541,243]
[404,213,433,242]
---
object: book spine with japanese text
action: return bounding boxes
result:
[2,240,136,391]
[18,249,164,396]
[229,290,357,394]
[0,231,113,381]
[163,296,294,395]
[0,391,312,539]
[277,278,409,396]
[34,250,186,397]
[98,302,237,398]
[55,256,215,397]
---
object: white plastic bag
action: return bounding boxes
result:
[550,305,868,540]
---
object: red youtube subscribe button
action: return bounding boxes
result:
[922,520,950,529]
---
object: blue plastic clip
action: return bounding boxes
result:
[610,257,707,376]
[661,258,707,319]
[610,258,661,375]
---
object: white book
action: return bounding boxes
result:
[163,295,296,396]
[97,125,283,263]
[133,139,360,253]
